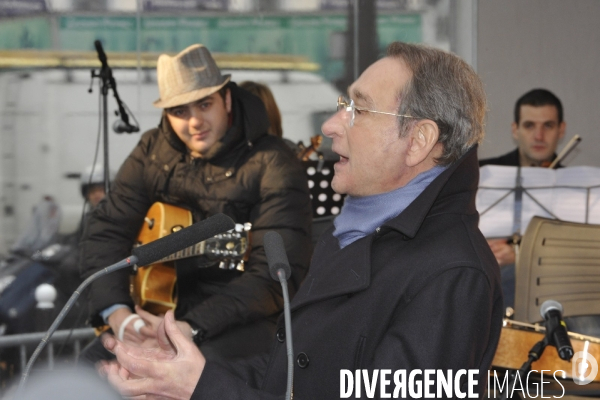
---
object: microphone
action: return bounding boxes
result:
[540,300,574,361]
[133,213,235,266]
[113,119,140,134]
[93,40,139,136]
[265,231,292,281]
[94,40,109,70]
[18,213,235,392]
[264,231,293,400]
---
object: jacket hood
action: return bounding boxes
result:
[159,82,270,161]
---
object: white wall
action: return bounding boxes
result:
[477,0,600,167]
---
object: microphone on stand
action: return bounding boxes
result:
[113,119,140,134]
[94,40,140,135]
[540,300,574,361]
[94,40,109,70]
[264,231,293,400]
[17,213,235,393]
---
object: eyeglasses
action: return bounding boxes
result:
[337,95,414,127]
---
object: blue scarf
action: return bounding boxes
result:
[333,166,447,249]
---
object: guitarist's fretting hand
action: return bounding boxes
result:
[107,308,156,346]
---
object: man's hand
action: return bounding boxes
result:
[107,307,155,345]
[487,239,516,267]
[135,306,195,341]
[101,310,205,400]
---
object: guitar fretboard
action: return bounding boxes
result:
[160,241,206,262]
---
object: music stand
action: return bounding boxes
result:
[514,216,600,323]
[477,165,600,239]
[302,160,345,246]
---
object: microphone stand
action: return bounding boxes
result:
[91,40,139,194]
[16,256,139,396]
[500,308,572,400]
[264,231,294,400]
[276,268,294,400]
[500,335,550,400]
[91,52,112,195]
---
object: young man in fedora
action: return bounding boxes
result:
[79,44,312,362]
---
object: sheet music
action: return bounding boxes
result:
[477,165,600,237]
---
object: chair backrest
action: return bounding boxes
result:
[514,216,600,322]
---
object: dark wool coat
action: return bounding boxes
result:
[80,84,313,347]
[193,146,503,399]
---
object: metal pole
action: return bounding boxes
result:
[136,0,142,114]
[102,79,110,195]
[353,0,359,80]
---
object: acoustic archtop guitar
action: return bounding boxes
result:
[131,202,251,315]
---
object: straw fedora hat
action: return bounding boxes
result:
[153,44,231,109]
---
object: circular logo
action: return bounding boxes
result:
[572,350,598,385]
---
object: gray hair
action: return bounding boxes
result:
[387,42,486,165]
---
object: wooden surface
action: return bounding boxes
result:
[493,321,600,383]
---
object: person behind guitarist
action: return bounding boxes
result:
[238,80,302,156]
[479,89,565,309]
[79,44,312,363]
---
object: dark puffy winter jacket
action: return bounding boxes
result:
[80,84,313,347]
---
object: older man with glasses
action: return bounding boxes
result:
[101,41,503,400]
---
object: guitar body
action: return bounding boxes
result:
[132,202,193,315]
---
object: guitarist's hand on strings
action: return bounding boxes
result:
[107,307,156,346]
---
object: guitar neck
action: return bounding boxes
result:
[154,229,249,264]
[159,241,206,263]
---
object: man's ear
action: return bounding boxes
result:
[558,121,566,140]
[225,89,232,113]
[511,122,519,141]
[406,120,439,167]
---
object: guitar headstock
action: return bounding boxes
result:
[297,134,323,161]
[204,223,252,271]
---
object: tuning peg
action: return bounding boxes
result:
[236,261,245,272]
[316,153,325,173]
